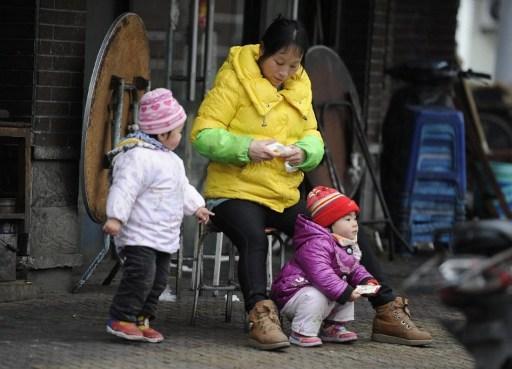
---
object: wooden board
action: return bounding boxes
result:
[304,45,365,198]
[80,13,150,224]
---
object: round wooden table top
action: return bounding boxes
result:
[81,13,150,224]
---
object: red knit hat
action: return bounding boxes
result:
[306,186,360,227]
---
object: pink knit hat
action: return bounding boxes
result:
[138,88,187,134]
[307,186,360,227]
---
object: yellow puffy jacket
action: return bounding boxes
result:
[190,44,324,212]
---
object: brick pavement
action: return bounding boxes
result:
[0,255,475,369]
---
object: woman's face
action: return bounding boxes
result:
[259,46,302,87]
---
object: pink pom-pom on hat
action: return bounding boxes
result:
[138,88,187,134]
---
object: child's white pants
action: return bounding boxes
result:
[281,286,354,337]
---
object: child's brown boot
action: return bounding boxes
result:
[372,296,432,346]
[248,300,290,350]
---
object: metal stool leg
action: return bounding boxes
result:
[212,232,224,296]
[72,234,111,293]
[266,234,273,292]
[174,228,186,300]
[190,224,241,325]
[175,248,183,300]
[191,224,205,325]
[279,237,286,268]
[264,229,286,292]
[191,223,203,290]
[225,241,235,322]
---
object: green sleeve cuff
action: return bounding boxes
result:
[192,128,252,165]
[294,135,324,172]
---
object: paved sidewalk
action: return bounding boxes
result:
[0,256,474,369]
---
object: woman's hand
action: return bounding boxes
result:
[103,218,122,236]
[281,145,305,166]
[248,139,280,162]
[195,207,215,224]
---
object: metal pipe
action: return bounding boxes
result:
[291,0,299,20]
[203,0,215,96]
[131,89,139,131]
[334,1,341,51]
[188,0,200,101]
[165,0,175,89]
[113,78,125,147]
[495,0,512,85]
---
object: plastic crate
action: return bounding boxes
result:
[397,106,466,248]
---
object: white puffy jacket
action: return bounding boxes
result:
[106,147,204,254]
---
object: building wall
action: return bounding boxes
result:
[359,0,460,220]
[456,0,498,78]
[364,0,460,144]
[0,1,36,122]
[365,0,390,144]
[495,0,512,85]
[34,0,85,153]
[0,0,85,294]
[28,0,85,270]
[389,1,459,66]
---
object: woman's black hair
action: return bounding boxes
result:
[259,15,309,62]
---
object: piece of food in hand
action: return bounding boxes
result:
[354,284,381,295]
[284,161,298,172]
[266,142,291,155]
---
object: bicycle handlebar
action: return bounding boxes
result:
[386,61,492,83]
[437,69,492,81]
[410,68,492,81]
[459,69,492,80]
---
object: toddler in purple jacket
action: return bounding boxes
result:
[270,186,380,347]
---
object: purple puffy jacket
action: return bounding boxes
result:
[270,214,374,309]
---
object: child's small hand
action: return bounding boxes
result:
[367,278,380,286]
[349,289,362,302]
[195,207,214,224]
[103,218,122,236]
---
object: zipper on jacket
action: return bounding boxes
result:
[261,115,268,127]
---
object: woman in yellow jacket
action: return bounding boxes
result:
[192,15,432,351]
[190,16,323,350]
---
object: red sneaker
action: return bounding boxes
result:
[320,322,358,343]
[289,331,323,347]
[106,319,144,341]
[137,316,164,343]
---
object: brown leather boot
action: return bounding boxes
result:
[248,300,290,350]
[372,296,432,346]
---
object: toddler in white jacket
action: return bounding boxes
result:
[103,88,212,343]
